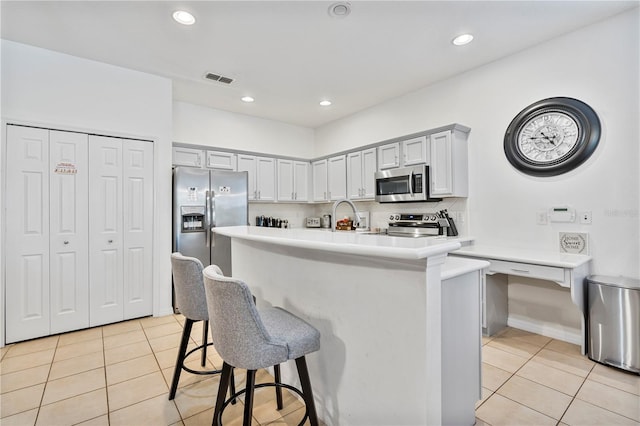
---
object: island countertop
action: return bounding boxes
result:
[213,225,469,260]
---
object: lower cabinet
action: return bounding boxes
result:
[5,124,154,343]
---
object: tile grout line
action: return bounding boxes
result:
[32,335,59,426]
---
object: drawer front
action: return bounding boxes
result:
[488,259,565,283]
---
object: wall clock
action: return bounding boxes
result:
[503,97,601,177]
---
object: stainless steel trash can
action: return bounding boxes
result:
[587,275,640,374]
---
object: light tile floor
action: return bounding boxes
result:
[1,316,639,425]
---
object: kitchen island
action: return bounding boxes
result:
[212,226,488,426]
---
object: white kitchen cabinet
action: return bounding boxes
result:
[402,136,428,166]
[347,148,377,200]
[312,159,328,201]
[238,154,276,201]
[172,146,204,167]
[88,135,154,327]
[277,159,309,202]
[312,155,347,201]
[428,129,468,197]
[5,125,90,343]
[377,142,400,170]
[206,150,237,170]
[328,155,347,201]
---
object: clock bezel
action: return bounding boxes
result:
[504,97,601,177]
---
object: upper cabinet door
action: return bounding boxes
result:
[312,159,328,202]
[277,159,294,201]
[327,155,347,201]
[172,146,204,167]
[256,156,276,201]
[88,135,124,327]
[378,143,400,170]
[402,136,428,166]
[361,148,377,199]
[5,125,51,343]
[293,161,309,202]
[429,130,468,197]
[122,140,154,320]
[206,150,237,170]
[237,154,258,200]
[347,151,364,199]
[49,130,89,334]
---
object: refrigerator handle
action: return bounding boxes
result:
[205,190,211,248]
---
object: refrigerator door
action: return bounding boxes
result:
[173,167,210,266]
[210,170,248,276]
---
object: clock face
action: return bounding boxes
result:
[504,97,600,177]
[516,111,580,164]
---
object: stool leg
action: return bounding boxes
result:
[169,318,193,400]
[295,356,319,426]
[201,320,209,367]
[213,362,233,426]
[230,367,237,405]
[274,364,283,410]
[243,370,257,426]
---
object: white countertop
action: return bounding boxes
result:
[452,244,592,268]
[213,226,467,260]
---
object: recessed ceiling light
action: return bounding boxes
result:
[328,2,351,18]
[173,10,195,25]
[241,96,255,103]
[319,100,332,107]
[452,34,474,46]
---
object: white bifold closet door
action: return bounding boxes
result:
[5,125,89,343]
[88,135,153,327]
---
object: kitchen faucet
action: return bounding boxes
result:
[331,198,361,232]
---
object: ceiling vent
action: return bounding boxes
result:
[204,73,234,85]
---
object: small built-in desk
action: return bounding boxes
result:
[451,245,592,353]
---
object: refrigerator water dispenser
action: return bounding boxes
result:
[180,206,205,232]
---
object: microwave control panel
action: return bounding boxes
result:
[413,173,423,193]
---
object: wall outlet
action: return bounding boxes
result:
[536,210,548,225]
[579,211,592,224]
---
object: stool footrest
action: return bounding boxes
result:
[215,381,309,426]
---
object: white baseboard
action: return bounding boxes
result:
[507,317,582,345]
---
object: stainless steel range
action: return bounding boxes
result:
[387,213,443,237]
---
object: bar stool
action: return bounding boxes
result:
[169,253,234,400]
[203,265,321,426]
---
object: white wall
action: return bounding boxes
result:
[1,40,175,346]
[314,9,640,338]
[173,101,315,159]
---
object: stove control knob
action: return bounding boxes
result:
[389,215,394,221]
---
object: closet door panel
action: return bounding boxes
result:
[5,125,51,343]
[89,135,124,326]
[122,140,153,319]
[49,131,89,334]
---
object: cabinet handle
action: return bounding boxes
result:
[324,191,326,200]
[108,239,113,244]
[63,240,69,245]
[253,190,257,199]
[511,268,530,274]
[258,190,261,199]
[328,191,331,200]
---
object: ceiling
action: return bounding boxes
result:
[1,1,638,128]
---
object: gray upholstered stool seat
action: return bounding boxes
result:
[203,264,321,426]
[169,253,234,400]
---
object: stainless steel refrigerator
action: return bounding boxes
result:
[173,166,248,277]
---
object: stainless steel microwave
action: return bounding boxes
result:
[375,165,442,203]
